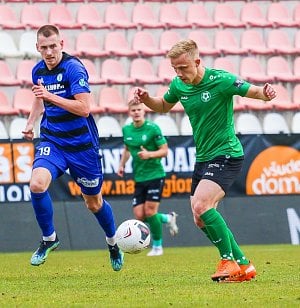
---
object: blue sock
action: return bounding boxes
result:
[31,191,54,237]
[93,199,116,238]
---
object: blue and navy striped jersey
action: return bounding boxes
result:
[32,53,99,152]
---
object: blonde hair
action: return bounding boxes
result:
[167,39,199,59]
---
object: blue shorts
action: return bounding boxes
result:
[33,141,103,195]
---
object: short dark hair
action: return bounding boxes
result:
[37,24,60,39]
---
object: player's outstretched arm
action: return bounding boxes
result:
[245,83,277,102]
[134,87,174,113]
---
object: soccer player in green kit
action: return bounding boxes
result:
[118,100,178,256]
[134,39,277,281]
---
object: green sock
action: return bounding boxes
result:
[157,213,168,224]
[200,208,233,260]
[144,214,163,242]
[227,228,249,265]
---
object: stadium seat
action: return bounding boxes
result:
[153,115,179,136]
[98,86,128,113]
[61,32,77,56]
[101,58,134,85]
[49,5,81,29]
[0,120,9,139]
[213,57,237,75]
[104,31,137,57]
[186,3,218,29]
[240,57,270,83]
[0,90,19,116]
[9,117,29,139]
[97,116,123,137]
[241,29,272,55]
[0,32,24,58]
[267,2,297,28]
[132,3,163,29]
[76,4,109,30]
[76,32,107,58]
[0,5,25,29]
[292,84,300,107]
[237,96,272,112]
[132,31,163,57]
[104,4,136,30]
[159,30,181,53]
[294,3,300,24]
[295,30,300,51]
[267,56,298,83]
[214,30,246,55]
[89,92,105,114]
[13,88,34,115]
[262,112,290,134]
[19,31,41,58]
[180,115,192,135]
[240,2,272,28]
[268,84,297,111]
[130,58,162,85]
[214,3,245,28]
[235,113,263,135]
[16,59,36,86]
[0,60,21,86]
[80,59,104,85]
[267,29,298,55]
[188,30,220,56]
[21,4,47,29]
[157,58,175,84]
[159,4,191,29]
[291,112,300,133]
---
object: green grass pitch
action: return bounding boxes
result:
[0,245,299,307]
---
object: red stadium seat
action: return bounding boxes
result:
[267,2,297,28]
[132,3,163,29]
[0,5,25,29]
[104,31,137,57]
[0,60,21,86]
[267,29,298,55]
[104,4,136,30]
[269,84,297,111]
[132,31,163,57]
[188,30,220,56]
[214,3,245,28]
[240,57,271,83]
[215,30,246,55]
[76,32,107,58]
[213,57,238,75]
[0,90,19,116]
[101,59,134,85]
[130,58,162,85]
[159,30,181,53]
[241,29,273,55]
[157,58,175,84]
[267,56,298,83]
[49,5,81,29]
[16,59,36,86]
[240,2,272,28]
[77,4,109,30]
[80,59,104,85]
[13,88,34,115]
[21,4,47,29]
[98,87,128,114]
[186,3,218,29]
[159,4,191,29]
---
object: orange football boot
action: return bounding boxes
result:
[211,259,241,282]
[221,262,257,283]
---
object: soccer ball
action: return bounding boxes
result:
[116,219,151,254]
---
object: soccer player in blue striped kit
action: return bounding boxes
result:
[22,24,124,271]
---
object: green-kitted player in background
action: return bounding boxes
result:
[118,99,178,256]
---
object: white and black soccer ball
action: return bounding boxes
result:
[116,219,151,254]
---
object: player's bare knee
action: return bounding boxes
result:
[30,179,47,193]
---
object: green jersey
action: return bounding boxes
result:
[164,68,250,162]
[122,120,167,182]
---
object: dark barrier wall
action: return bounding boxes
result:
[0,195,299,252]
